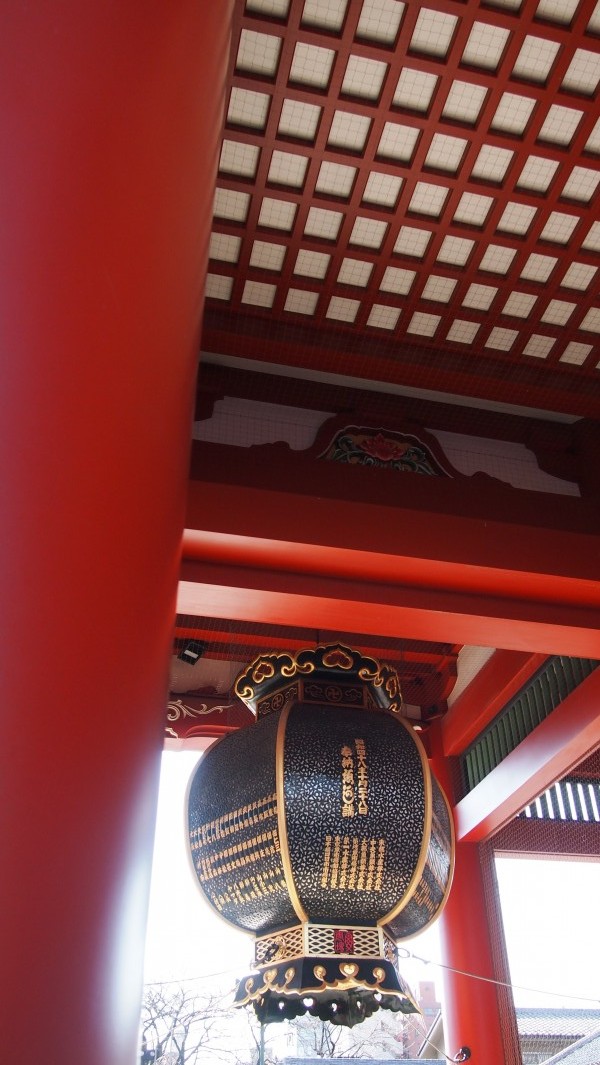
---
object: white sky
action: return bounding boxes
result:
[495,855,600,1008]
[144,751,600,1013]
[144,750,253,989]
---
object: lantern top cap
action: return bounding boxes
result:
[234,643,402,718]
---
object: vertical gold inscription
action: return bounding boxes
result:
[330,834,341,888]
[357,838,369,891]
[321,835,385,892]
[349,837,360,888]
[340,739,368,818]
[355,739,368,815]
[321,834,332,888]
[339,835,351,889]
[375,838,385,891]
[341,745,355,818]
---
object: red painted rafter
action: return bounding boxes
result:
[492,817,600,859]
[174,621,458,667]
[454,665,600,841]
[441,649,548,756]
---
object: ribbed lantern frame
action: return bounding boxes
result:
[187,644,455,1027]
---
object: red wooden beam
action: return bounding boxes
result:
[441,649,548,756]
[183,483,600,603]
[454,667,600,842]
[202,316,600,420]
[181,481,600,655]
[178,559,600,659]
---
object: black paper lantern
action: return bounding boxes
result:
[187,644,454,1027]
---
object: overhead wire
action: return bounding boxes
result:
[397,947,600,1006]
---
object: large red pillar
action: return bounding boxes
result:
[0,5,231,1063]
[429,727,514,1064]
[436,842,516,1064]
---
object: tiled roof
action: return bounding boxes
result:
[517,1007,600,1037]
[543,1028,600,1064]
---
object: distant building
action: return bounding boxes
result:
[404,982,441,1059]
[419,1007,600,1062]
[518,1008,600,1064]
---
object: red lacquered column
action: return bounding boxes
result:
[0,4,232,1062]
[429,726,511,1064]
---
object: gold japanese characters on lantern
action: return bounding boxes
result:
[187,644,455,1027]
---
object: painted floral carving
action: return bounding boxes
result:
[320,426,449,476]
[358,433,410,463]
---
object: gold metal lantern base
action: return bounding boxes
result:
[233,921,419,1027]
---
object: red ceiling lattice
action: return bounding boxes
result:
[202,0,600,416]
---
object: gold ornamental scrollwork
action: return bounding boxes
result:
[321,646,354,671]
[236,650,314,707]
[235,644,403,717]
[166,699,233,722]
[252,660,276,684]
[358,661,403,715]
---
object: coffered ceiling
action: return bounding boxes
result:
[202,0,600,419]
